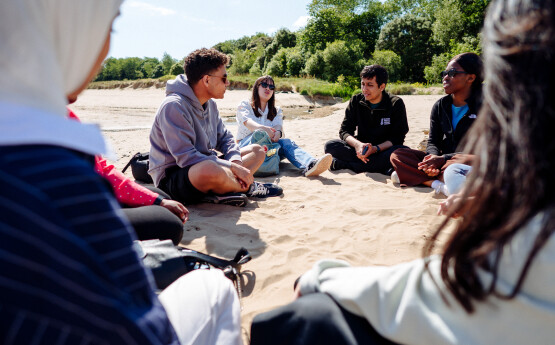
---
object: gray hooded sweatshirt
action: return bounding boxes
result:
[148,75,241,186]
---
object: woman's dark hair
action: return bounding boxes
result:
[251,75,277,121]
[425,0,555,313]
[184,48,229,86]
[449,52,484,95]
[360,65,388,87]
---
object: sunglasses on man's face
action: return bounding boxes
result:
[207,74,227,84]
[260,82,275,90]
[440,68,469,79]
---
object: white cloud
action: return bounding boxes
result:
[128,1,176,16]
[292,15,310,29]
[182,14,215,25]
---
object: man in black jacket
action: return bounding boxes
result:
[325,65,409,175]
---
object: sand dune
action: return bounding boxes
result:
[70,88,452,338]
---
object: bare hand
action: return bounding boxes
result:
[271,130,281,143]
[418,154,445,176]
[437,193,469,218]
[261,126,276,139]
[356,143,371,163]
[160,199,189,223]
[230,162,254,190]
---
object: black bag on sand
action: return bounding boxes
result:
[122,152,152,184]
[135,239,252,291]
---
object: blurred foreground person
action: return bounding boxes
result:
[0,1,242,344]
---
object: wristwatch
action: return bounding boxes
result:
[375,145,381,153]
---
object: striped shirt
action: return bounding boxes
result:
[0,145,178,344]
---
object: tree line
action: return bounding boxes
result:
[96,0,490,85]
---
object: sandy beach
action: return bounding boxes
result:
[70,88,452,338]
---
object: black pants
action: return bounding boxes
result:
[250,293,399,345]
[325,139,407,175]
[121,185,183,245]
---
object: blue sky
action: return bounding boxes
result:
[110,0,313,60]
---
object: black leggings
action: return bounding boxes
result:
[325,139,406,175]
[121,185,183,245]
[250,293,399,345]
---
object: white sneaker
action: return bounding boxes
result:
[391,171,400,184]
[304,154,333,177]
[433,182,448,196]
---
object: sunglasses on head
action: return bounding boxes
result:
[260,82,275,90]
[441,68,469,78]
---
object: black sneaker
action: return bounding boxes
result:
[246,181,283,198]
[304,153,333,177]
[201,192,248,207]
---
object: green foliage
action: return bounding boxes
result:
[263,28,297,68]
[151,64,165,79]
[299,9,344,53]
[249,60,263,76]
[265,48,288,76]
[303,52,325,78]
[286,49,304,76]
[387,82,415,95]
[424,35,482,84]
[161,52,176,75]
[432,0,464,50]
[321,40,364,82]
[369,50,402,82]
[96,0,488,86]
[376,14,438,82]
[169,63,184,76]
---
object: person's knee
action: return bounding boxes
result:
[189,161,227,190]
[324,139,342,154]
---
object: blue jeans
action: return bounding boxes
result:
[443,163,472,195]
[239,135,315,171]
[277,138,314,170]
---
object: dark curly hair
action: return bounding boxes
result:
[183,48,229,85]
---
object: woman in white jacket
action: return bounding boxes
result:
[250,0,555,344]
[236,75,332,177]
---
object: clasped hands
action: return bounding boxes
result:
[418,154,445,176]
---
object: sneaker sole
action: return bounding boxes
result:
[305,154,333,177]
[201,195,248,207]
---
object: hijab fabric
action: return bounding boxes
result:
[0,0,123,156]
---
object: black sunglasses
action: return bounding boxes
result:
[260,82,275,90]
[441,68,469,78]
[207,74,227,83]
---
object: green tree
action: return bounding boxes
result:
[151,64,164,78]
[169,63,184,76]
[303,51,325,78]
[321,40,363,82]
[299,8,343,53]
[285,49,304,76]
[376,14,438,82]
[161,52,176,75]
[265,48,288,77]
[432,0,464,50]
[369,50,402,82]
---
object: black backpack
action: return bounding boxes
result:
[122,152,152,183]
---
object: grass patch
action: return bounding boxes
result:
[89,75,442,97]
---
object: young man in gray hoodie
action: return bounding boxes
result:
[149,48,282,206]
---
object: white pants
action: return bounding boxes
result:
[159,269,243,345]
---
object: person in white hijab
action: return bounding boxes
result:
[0,1,242,344]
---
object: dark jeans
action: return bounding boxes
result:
[250,293,398,345]
[324,139,407,175]
[121,185,183,245]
